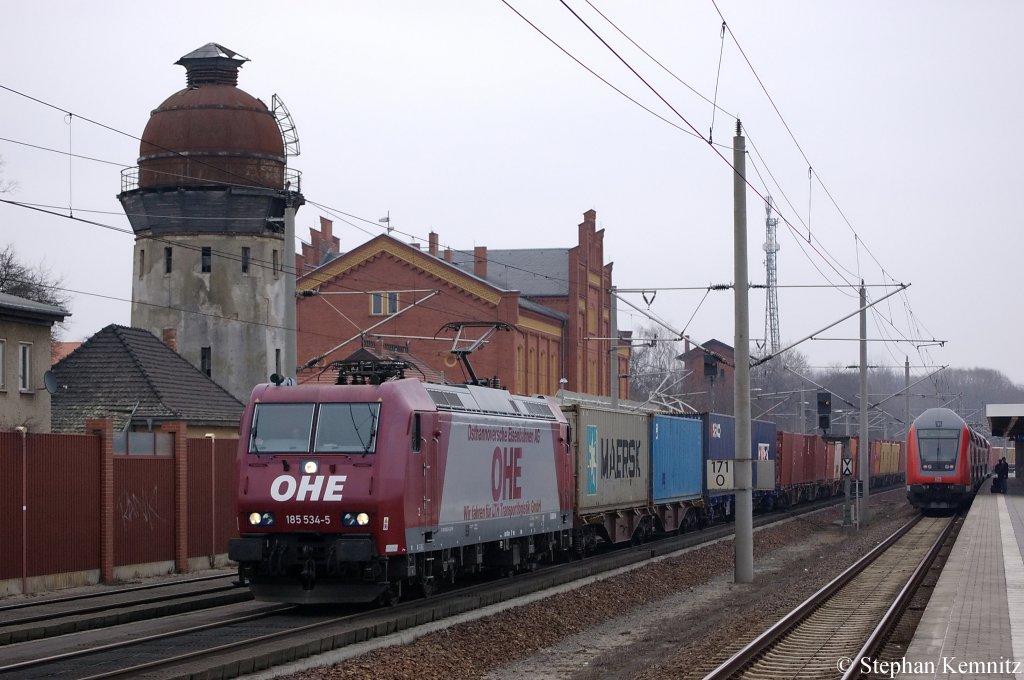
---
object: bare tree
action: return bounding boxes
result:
[627,325,684,404]
[0,156,16,194]
[0,244,71,341]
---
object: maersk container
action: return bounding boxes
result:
[650,414,703,503]
[562,405,650,513]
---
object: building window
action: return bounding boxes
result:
[139,249,145,279]
[200,346,211,377]
[164,246,172,274]
[241,246,251,274]
[370,291,399,316]
[0,339,5,390]
[201,246,212,273]
[18,342,31,392]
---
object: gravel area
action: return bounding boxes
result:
[278,490,918,680]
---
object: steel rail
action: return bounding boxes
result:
[700,513,928,680]
[0,578,244,629]
[841,515,956,679]
[0,605,295,674]
[0,573,236,615]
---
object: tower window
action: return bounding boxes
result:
[200,346,212,377]
[201,247,212,273]
[273,250,279,279]
[139,249,145,279]
[164,247,172,274]
[241,247,250,274]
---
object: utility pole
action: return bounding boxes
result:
[733,120,753,583]
[859,281,870,525]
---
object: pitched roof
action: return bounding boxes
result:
[0,291,69,323]
[50,325,244,433]
[449,248,570,297]
[298,234,567,321]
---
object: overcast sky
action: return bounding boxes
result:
[2,1,1022,389]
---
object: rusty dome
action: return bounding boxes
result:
[137,43,285,191]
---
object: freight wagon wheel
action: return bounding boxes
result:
[679,509,698,534]
[378,584,401,607]
[418,577,436,599]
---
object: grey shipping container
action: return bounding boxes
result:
[650,414,703,503]
[563,405,650,513]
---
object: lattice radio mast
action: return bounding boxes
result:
[763,196,781,353]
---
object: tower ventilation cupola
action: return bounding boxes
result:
[176,42,249,87]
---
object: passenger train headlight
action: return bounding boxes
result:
[249,512,262,526]
[303,460,318,474]
[342,512,371,527]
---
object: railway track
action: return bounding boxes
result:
[0,492,890,680]
[0,574,249,645]
[702,513,957,680]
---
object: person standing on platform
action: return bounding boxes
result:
[996,457,1009,493]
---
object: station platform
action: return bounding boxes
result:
[902,473,1024,679]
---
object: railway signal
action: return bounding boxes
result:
[817,391,832,431]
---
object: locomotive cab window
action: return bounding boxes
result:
[917,429,960,471]
[314,403,381,454]
[250,403,315,453]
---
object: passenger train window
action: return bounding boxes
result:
[314,403,381,454]
[917,429,960,471]
[412,413,422,453]
[250,403,315,453]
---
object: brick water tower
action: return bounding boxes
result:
[118,43,303,401]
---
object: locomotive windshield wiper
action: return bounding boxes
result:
[251,419,262,455]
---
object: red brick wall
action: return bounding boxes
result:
[296,238,564,395]
[295,211,629,398]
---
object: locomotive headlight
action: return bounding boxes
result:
[342,512,370,527]
[247,512,275,526]
[303,459,318,475]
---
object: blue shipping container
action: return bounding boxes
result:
[684,413,777,496]
[650,414,703,503]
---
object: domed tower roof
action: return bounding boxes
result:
[137,43,285,191]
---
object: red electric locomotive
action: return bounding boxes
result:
[906,407,990,513]
[228,367,574,604]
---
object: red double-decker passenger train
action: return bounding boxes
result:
[906,407,991,513]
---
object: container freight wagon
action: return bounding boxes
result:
[650,414,704,533]
[775,432,833,507]
[562,405,652,548]
[682,414,776,520]
[870,440,904,487]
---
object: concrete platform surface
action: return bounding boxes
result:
[900,474,1024,679]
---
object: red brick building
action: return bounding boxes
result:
[677,338,735,414]
[295,210,628,398]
